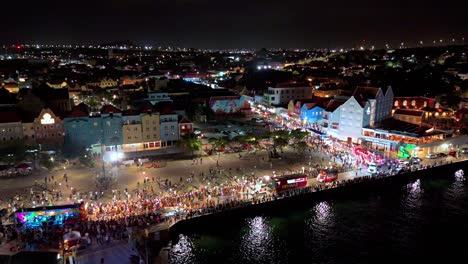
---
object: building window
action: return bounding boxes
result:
[403,100,407,106]
[394,101,399,107]
[411,100,416,106]
[423,101,427,108]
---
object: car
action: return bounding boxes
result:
[367,163,378,173]
[317,172,338,182]
[426,153,438,159]
[398,159,410,165]
[461,148,468,154]
[410,157,422,164]
[437,153,448,158]
[448,150,457,157]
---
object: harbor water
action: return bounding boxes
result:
[169,169,468,263]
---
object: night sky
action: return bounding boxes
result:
[3,0,467,49]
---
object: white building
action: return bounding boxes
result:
[263,82,312,106]
[324,86,394,143]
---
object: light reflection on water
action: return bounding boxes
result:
[169,173,468,263]
[170,234,195,264]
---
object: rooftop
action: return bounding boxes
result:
[365,118,443,138]
[0,110,21,123]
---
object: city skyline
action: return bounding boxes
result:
[2,0,467,49]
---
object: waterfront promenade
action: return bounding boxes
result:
[0,135,466,263]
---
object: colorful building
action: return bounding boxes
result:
[300,103,324,125]
[179,117,193,137]
[33,108,64,149]
[140,108,162,151]
[122,110,143,153]
[64,104,91,151]
[100,105,123,152]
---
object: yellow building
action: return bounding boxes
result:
[87,78,118,89]
[46,81,68,89]
[122,110,144,152]
[141,110,161,150]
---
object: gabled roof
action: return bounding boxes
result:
[352,87,382,107]
[325,99,345,112]
[122,109,139,116]
[139,102,154,113]
[303,103,320,110]
[179,117,192,124]
[100,105,121,114]
[154,101,175,115]
[67,103,89,118]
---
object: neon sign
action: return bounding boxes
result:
[40,113,55,125]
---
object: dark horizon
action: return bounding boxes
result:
[2,0,468,49]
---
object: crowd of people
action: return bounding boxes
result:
[0,132,464,259]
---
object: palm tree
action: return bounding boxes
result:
[178,134,202,158]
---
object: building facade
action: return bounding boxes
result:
[100,105,123,152]
[141,111,162,151]
[179,118,193,138]
[33,108,64,149]
[300,103,324,125]
[160,113,179,146]
[0,110,23,148]
[122,110,143,153]
[263,83,312,106]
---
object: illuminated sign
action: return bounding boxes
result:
[287,178,306,184]
[40,113,55,125]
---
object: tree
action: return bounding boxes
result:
[209,137,228,152]
[289,129,308,144]
[294,141,308,156]
[264,130,290,155]
[178,134,202,158]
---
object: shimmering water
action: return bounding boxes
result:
[170,171,468,263]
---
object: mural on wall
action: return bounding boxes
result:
[209,96,250,114]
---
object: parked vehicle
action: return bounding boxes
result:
[437,153,448,158]
[367,163,378,173]
[426,153,438,159]
[461,148,468,154]
[448,150,457,157]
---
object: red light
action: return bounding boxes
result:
[16,45,21,50]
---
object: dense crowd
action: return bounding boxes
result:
[0,134,463,257]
